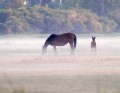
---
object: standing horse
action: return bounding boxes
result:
[91,37,96,51]
[42,32,77,55]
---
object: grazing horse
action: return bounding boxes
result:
[42,32,77,55]
[91,37,96,51]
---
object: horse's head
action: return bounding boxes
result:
[42,46,47,55]
[92,37,96,41]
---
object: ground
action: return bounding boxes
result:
[0,54,120,76]
[0,54,120,93]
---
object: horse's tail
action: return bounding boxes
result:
[74,34,77,48]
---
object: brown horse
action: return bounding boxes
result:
[42,32,77,55]
[91,37,96,51]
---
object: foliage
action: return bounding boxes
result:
[0,0,119,34]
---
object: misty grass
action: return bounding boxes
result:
[0,75,120,93]
[0,34,120,55]
[12,89,25,93]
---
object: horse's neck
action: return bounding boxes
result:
[44,40,49,48]
[92,40,96,44]
[92,40,95,42]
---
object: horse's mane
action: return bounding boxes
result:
[45,34,56,44]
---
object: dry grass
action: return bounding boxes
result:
[0,54,120,93]
[0,74,120,93]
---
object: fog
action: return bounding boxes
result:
[0,34,120,55]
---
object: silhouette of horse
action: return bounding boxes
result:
[42,32,77,55]
[91,37,96,51]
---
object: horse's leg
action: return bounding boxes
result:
[69,42,74,55]
[94,47,97,54]
[53,46,57,55]
[91,47,93,51]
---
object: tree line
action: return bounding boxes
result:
[0,0,119,34]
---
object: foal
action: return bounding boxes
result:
[91,37,96,51]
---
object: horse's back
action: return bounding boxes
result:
[51,32,75,40]
[62,32,76,39]
[63,32,75,36]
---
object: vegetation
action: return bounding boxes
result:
[1,75,120,93]
[0,0,120,34]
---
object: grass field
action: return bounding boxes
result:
[0,74,120,93]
